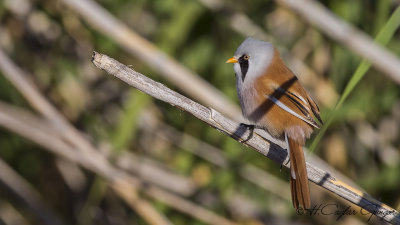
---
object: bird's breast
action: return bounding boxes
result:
[237,80,260,120]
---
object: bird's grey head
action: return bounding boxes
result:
[230,37,275,85]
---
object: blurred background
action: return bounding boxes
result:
[0,0,400,225]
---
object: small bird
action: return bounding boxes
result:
[226,37,322,210]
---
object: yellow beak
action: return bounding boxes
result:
[226,57,238,63]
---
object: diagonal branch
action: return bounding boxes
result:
[92,52,400,224]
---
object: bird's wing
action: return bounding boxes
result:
[266,87,322,129]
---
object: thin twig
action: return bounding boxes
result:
[277,0,400,84]
[92,52,400,224]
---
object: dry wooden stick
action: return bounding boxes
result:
[92,52,400,224]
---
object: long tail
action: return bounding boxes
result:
[286,134,310,210]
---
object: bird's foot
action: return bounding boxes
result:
[239,123,255,143]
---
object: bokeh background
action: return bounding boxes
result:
[0,0,400,225]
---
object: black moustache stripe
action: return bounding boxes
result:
[239,57,249,82]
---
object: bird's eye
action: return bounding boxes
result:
[243,54,250,60]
